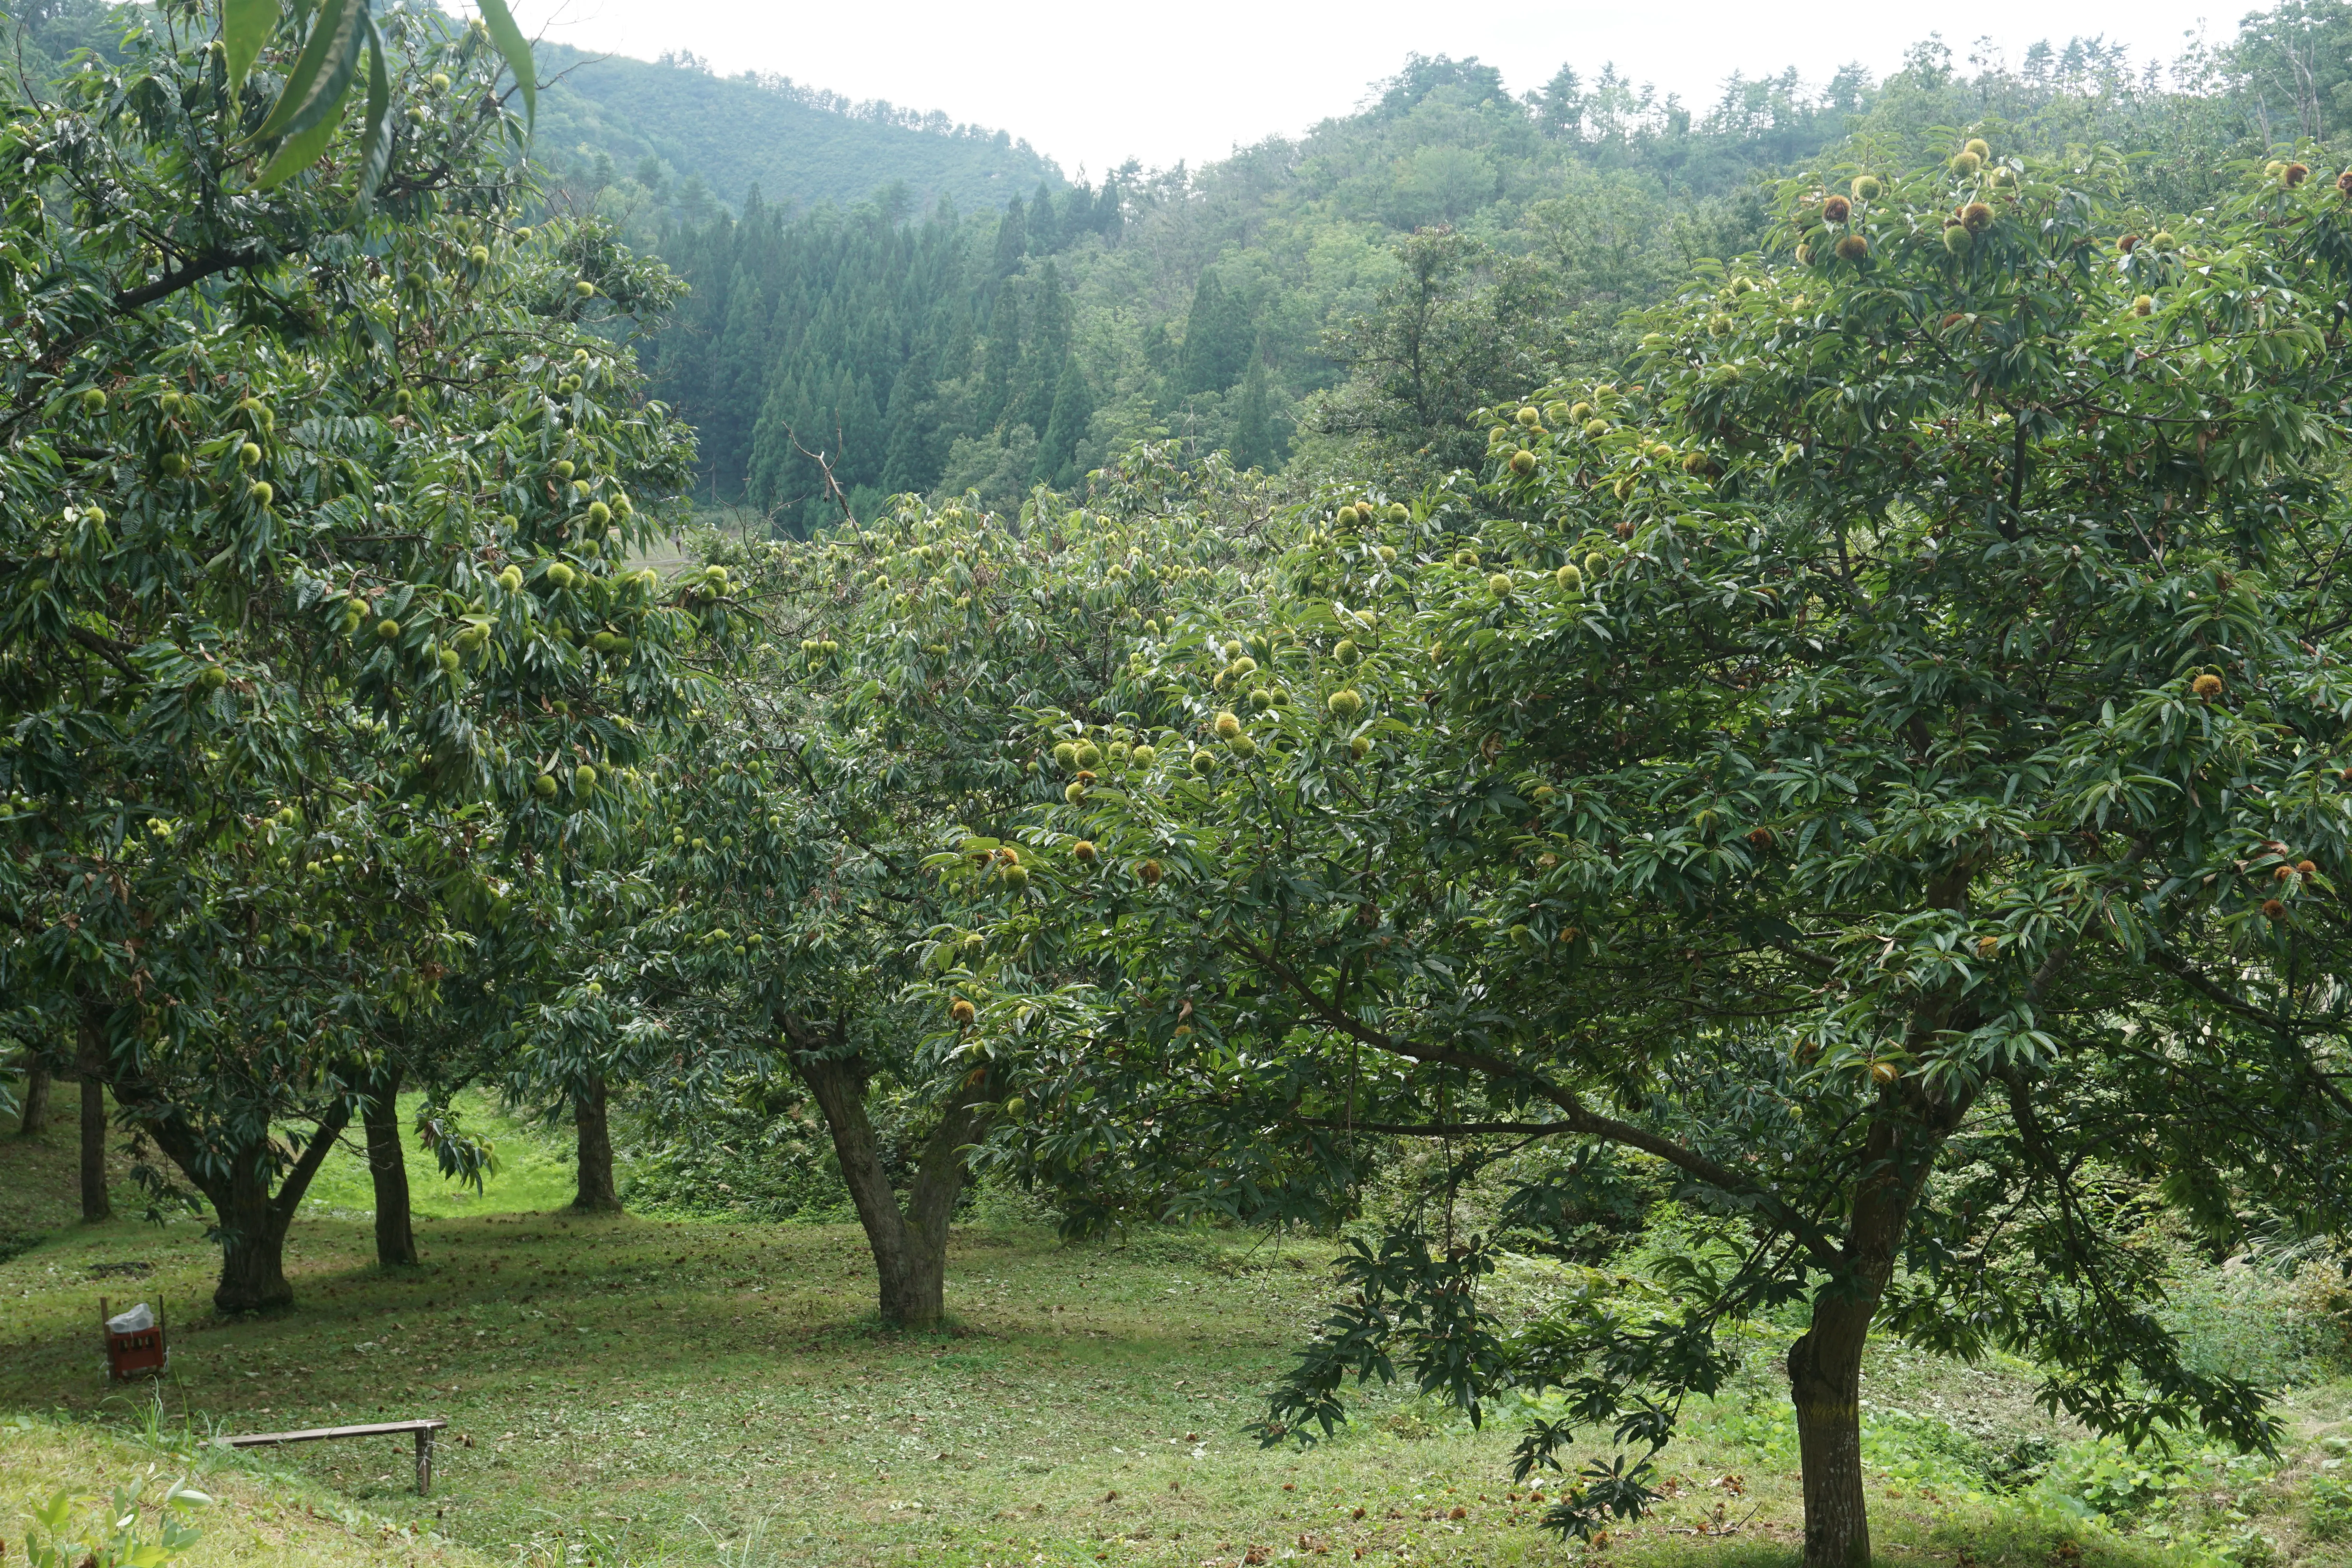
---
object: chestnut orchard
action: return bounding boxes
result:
[622,450,1268,1326]
[0,2,714,1310]
[953,147,2352,1567]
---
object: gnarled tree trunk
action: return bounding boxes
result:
[571,1074,621,1212]
[363,1069,418,1267]
[17,1062,50,1136]
[789,1019,993,1328]
[110,1063,353,1312]
[79,1077,113,1222]
[1789,1295,1874,1568]
[74,1013,111,1221]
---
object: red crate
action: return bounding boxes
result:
[100,1297,167,1380]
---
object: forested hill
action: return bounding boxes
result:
[533,43,1062,221]
[6,1,1060,222]
[632,7,2352,535]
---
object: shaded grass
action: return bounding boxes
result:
[6,1198,2315,1568]
[1,1086,156,1261]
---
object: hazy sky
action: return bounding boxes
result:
[490,0,2232,176]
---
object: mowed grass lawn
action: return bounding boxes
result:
[0,1109,2332,1566]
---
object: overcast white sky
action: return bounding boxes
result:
[487,0,2234,177]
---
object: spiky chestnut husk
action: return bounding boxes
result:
[2117,233,2140,253]
[1334,639,1359,665]
[247,481,273,506]
[1073,840,1098,864]
[575,764,598,793]
[2193,673,2224,699]
[1556,563,1583,591]
[1488,573,1513,598]
[375,619,403,641]
[1131,744,1157,766]
[1747,827,1774,848]
[1215,711,1242,739]
[2146,231,2176,252]
[2283,162,2309,187]
[951,998,977,1026]
[1189,751,1218,777]
[1075,742,1102,769]
[1508,449,1537,475]
[2276,864,2298,882]
[1222,639,1244,659]
[1328,690,1365,720]
[2263,898,2287,920]
[1835,234,1870,261]
[439,647,463,673]
[198,664,229,690]
[1822,194,1851,223]
[1053,741,1078,770]
[1795,244,1814,265]
[1250,688,1276,711]
[1227,734,1258,760]
[2298,859,2319,878]
[2339,170,2352,196]
[1336,505,1361,527]
[1851,174,1881,200]
[546,563,575,589]
[2133,295,2154,317]
[1988,166,2016,187]
[1388,503,1410,524]
[533,773,558,798]
[1943,224,1973,256]
[1064,781,1087,805]
[1515,405,1541,427]
[1584,551,1607,576]
[1964,138,1990,158]
[1962,201,1993,233]
[1569,401,1593,421]
[1582,417,1610,438]
[1138,859,1163,885]
[1002,864,1029,892]
[1950,151,1981,174]
[587,501,612,527]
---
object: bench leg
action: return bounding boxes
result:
[415,1428,434,1496]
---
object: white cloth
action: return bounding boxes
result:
[106,1303,154,1334]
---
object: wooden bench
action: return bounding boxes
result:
[222,1418,447,1495]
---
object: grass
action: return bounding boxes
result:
[299,1091,608,1222]
[2,1111,2345,1566]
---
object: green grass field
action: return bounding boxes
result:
[3,1102,2347,1567]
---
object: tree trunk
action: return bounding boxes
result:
[75,1011,112,1221]
[205,1103,350,1313]
[1788,1295,1873,1568]
[18,1063,50,1136]
[115,1067,353,1313]
[790,1022,993,1328]
[79,1076,113,1222]
[363,1069,418,1267]
[571,1074,621,1212]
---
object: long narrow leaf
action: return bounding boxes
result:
[221,0,278,93]
[249,0,363,145]
[352,13,393,210]
[473,0,535,130]
[256,114,336,189]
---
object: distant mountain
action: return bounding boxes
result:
[534,44,1063,218]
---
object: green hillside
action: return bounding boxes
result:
[641,20,2352,532]
[532,42,1062,220]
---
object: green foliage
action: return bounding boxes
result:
[0,0,710,1310]
[20,1473,210,1568]
[948,135,2352,1561]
